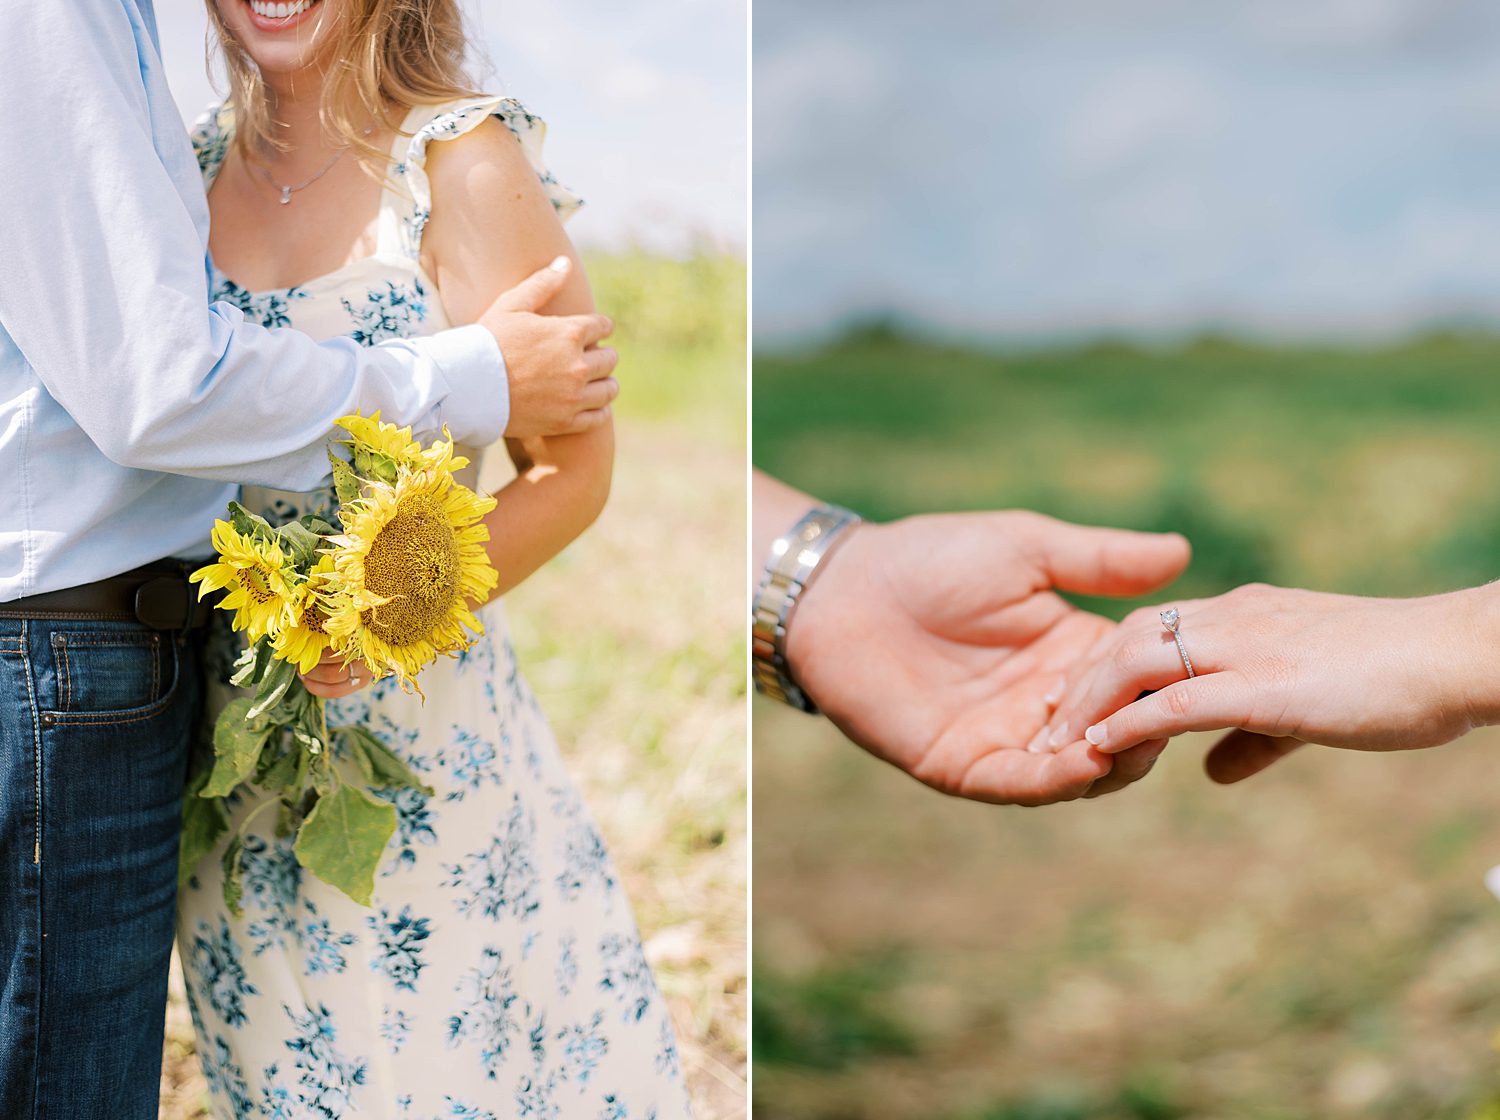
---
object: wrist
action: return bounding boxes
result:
[781,521,870,688]
[751,503,863,712]
[1439,584,1500,728]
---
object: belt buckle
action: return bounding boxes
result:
[134,575,191,630]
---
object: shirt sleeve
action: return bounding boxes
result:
[0,2,508,492]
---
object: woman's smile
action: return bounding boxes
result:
[243,0,322,33]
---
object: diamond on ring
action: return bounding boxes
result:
[1160,607,1195,678]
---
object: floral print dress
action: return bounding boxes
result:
[177,97,693,1120]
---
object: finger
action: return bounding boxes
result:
[1046,625,1191,749]
[490,255,572,313]
[1083,675,1250,754]
[1036,624,1144,752]
[583,347,619,382]
[577,375,619,412]
[1204,730,1304,784]
[573,314,616,349]
[1017,515,1191,599]
[955,739,1112,806]
[300,659,352,683]
[561,406,612,435]
[301,667,350,686]
[1023,672,1071,753]
[1082,739,1167,798]
[301,676,363,699]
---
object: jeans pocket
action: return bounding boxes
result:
[46,631,179,724]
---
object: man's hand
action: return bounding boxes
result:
[480,256,619,438]
[781,510,1191,805]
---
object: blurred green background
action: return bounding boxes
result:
[162,249,748,1119]
[752,329,1500,1120]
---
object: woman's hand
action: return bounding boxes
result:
[1043,583,1500,783]
[299,651,372,700]
[783,510,1191,805]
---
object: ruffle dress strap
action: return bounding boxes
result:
[379,95,583,261]
[189,101,234,188]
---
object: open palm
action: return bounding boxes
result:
[783,511,1191,805]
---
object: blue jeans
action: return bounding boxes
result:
[0,616,201,1118]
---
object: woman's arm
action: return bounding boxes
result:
[1042,581,1500,781]
[421,117,614,601]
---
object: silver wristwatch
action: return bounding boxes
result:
[751,503,862,713]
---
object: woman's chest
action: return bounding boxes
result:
[207,159,385,292]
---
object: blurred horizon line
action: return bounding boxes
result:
[754,306,1500,355]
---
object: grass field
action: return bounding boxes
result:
[159,250,748,1118]
[753,329,1500,1120]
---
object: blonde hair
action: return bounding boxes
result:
[206,0,482,165]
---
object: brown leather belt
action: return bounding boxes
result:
[0,561,213,630]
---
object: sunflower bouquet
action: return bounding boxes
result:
[181,413,498,910]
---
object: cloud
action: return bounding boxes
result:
[754,1,1500,340]
[1060,61,1222,178]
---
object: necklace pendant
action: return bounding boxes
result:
[279,186,293,205]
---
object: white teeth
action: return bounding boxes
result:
[249,0,313,18]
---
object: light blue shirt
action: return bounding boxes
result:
[0,0,510,600]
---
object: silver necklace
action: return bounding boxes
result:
[257,149,345,205]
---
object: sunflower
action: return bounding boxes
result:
[337,412,470,477]
[270,555,336,673]
[190,520,299,642]
[321,463,498,689]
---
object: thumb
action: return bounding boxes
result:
[490,255,572,314]
[1019,515,1191,597]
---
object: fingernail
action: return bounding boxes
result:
[1023,722,1049,753]
[550,255,571,272]
[1043,676,1066,706]
[1085,723,1107,748]
[1046,724,1069,749]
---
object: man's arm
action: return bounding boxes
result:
[0,3,614,491]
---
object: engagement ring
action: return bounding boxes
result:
[1160,607,1196,679]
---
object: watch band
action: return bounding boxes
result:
[751,503,862,713]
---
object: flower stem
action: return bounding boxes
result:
[236,790,280,842]
[317,695,330,755]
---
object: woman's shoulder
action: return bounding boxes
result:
[398,95,581,224]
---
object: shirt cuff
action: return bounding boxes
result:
[418,323,508,444]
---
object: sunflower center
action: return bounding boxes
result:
[244,564,280,605]
[360,494,463,647]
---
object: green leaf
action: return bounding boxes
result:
[227,500,276,542]
[221,833,245,916]
[329,451,362,508]
[247,657,297,720]
[300,514,337,538]
[229,638,274,689]
[351,446,398,485]
[275,799,304,839]
[309,748,336,797]
[256,744,300,794]
[293,783,397,907]
[202,698,274,798]
[347,731,377,787]
[340,725,434,797]
[179,771,230,891]
[275,521,324,568]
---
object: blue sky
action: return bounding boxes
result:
[755,0,1500,342]
[156,0,746,256]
